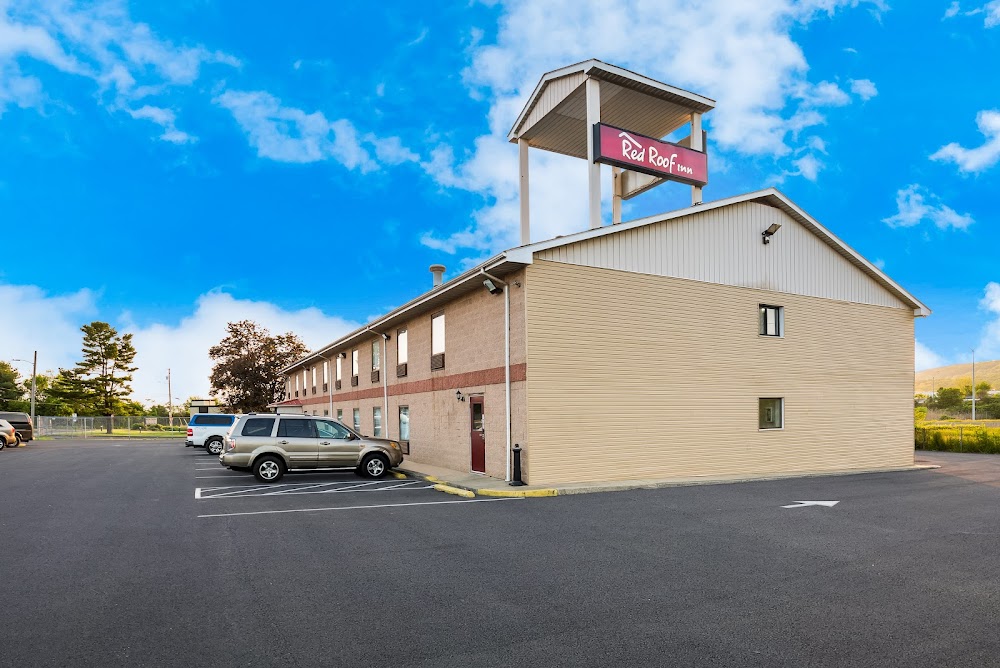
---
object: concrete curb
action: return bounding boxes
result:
[432,484,476,498]
[477,488,558,498]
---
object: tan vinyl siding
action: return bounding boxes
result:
[536,201,907,310]
[524,260,914,486]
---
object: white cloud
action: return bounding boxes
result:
[978,282,1000,358]
[916,340,947,371]
[0,281,360,410]
[943,2,1000,26]
[930,109,1000,173]
[126,105,195,144]
[126,291,360,405]
[988,1,1000,26]
[423,0,886,254]
[792,154,823,181]
[216,90,419,171]
[882,184,974,230]
[849,78,878,100]
[0,282,99,376]
[0,0,238,140]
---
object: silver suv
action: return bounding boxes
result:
[220,414,404,482]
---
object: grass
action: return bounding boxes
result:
[915,422,1000,454]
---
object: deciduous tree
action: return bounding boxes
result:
[209,320,308,413]
[0,362,24,409]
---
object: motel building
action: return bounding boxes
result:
[272,60,929,486]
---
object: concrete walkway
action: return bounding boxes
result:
[396,459,939,498]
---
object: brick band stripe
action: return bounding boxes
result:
[276,363,527,407]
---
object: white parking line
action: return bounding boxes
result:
[198,479,385,492]
[196,482,433,500]
[198,497,522,518]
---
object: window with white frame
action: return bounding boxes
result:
[759,398,783,430]
[302,369,308,394]
[759,305,783,337]
[373,407,382,437]
[311,366,317,391]
[294,375,299,396]
[397,329,408,364]
[353,408,361,432]
[336,357,342,382]
[337,409,343,423]
[431,313,445,370]
[399,406,409,441]
[323,361,328,385]
[351,350,359,377]
[372,339,380,371]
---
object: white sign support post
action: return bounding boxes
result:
[586,77,602,229]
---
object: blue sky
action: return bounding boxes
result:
[1,0,999,403]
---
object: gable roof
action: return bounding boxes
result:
[284,188,928,373]
[519,188,930,317]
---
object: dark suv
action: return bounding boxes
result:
[0,412,33,444]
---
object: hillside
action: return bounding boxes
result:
[915,359,1000,393]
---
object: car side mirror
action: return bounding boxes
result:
[345,433,356,441]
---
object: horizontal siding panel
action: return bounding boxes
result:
[535,201,907,310]
[524,261,914,486]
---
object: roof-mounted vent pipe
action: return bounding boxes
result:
[430,264,446,287]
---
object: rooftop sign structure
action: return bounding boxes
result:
[508,59,715,244]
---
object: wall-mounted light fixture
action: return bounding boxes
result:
[455,390,466,402]
[762,222,781,245]
[338,352,347,358]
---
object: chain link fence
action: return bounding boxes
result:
[37,416,189,439]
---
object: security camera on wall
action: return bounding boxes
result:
[483,278,503,295]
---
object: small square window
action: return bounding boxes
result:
[759,305,782,337]
[759,398,783,430]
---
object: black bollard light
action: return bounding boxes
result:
[509,443,526,486]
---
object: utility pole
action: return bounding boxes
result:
[30,350,37,429]
[971,350,976,421]
[167,368,173,429]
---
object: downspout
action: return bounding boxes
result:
[317,353,334,419]
[481,269,512,482]
[366,327,390,438]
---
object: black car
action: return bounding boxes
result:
[0,412,33,444]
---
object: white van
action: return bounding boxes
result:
[185,414,238,454]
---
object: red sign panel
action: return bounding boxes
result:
[593,123,707,187]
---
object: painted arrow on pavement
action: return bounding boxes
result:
[781,501,839,509]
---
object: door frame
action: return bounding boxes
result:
[469,394,486,474]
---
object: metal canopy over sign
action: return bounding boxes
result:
[594,123,708,187]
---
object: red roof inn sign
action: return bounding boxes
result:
[593,123,708,187]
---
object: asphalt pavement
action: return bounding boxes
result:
[1,441,999,667]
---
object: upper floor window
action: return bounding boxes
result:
[322,361,329,384]
[397,328,409,377]
[759,305,783,337]
[311,366,317,391]
[372,339,380,371]
[336,357,342,382]
[431,313,445,370]
[351,349,359,376]
[302,369,308,393]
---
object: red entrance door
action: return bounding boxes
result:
[470,396,486,473]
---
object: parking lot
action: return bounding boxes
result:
[2,441,1000,667]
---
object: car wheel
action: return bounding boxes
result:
[14,434,21,447]
[0,438,5,450]
[205,438,224,456]
[253,456,285,483]
[360,453,389,479]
